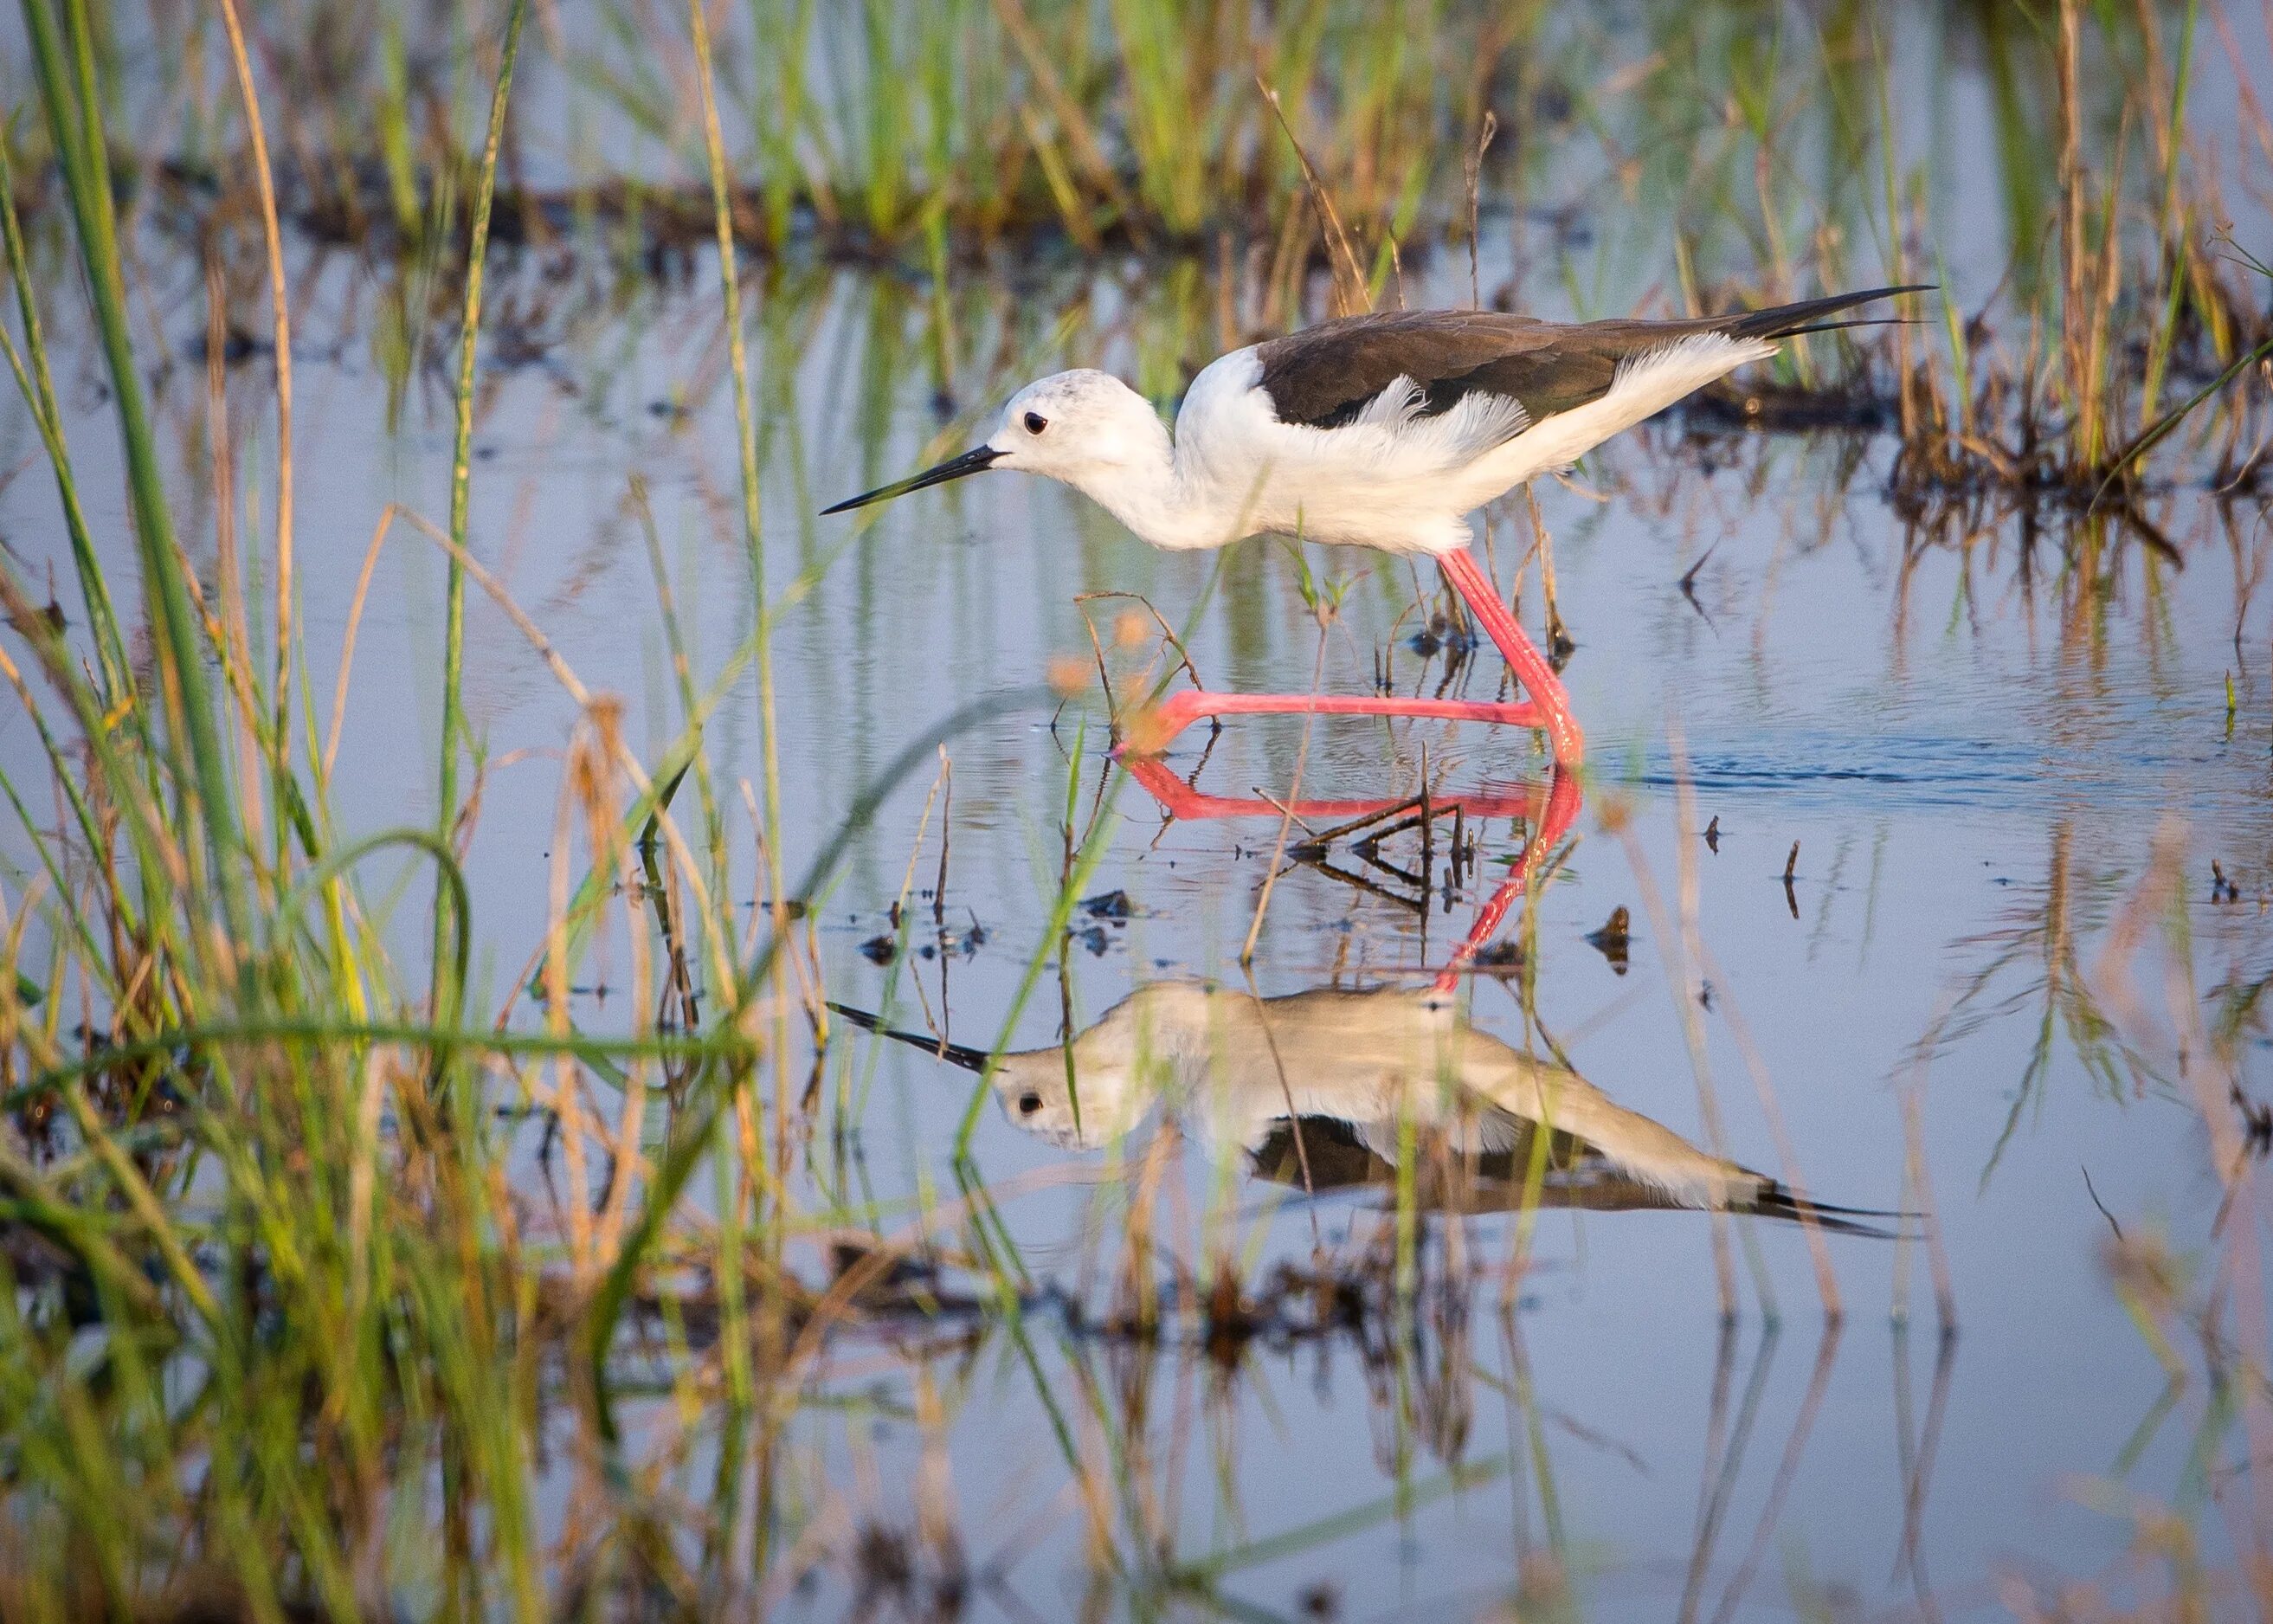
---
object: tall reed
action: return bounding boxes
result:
[434,0,529,1020]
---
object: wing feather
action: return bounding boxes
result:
[1251,287,1928,454]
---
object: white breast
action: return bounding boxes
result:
[1162,351,1469,553]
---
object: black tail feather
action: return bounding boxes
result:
[827,1002,993,1073]
[1754,1183,1914,1240]
[1722,283,1935,342]
[1771,314,1924,339]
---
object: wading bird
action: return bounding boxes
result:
[824,287,1923,771]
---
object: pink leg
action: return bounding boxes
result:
[1436,547,1585,771]
[1113,547,1583,770]
[1117,687,1542,757]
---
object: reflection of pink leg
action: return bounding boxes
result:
[1120,757,1583,989]
[1111,546,1582,770]
[1433,767,1582,993]
[1119,754,1545,823]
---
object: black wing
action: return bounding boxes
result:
[1251,287,1926,433]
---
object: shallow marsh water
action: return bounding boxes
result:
[2,4,2271,1615]
[3,241,2265,1617]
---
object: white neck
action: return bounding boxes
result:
[1062,418,1243,551]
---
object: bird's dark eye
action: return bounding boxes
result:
[1023,411,1048,435]
[1017,1092,1044,1116]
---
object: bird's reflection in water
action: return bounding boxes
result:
[839,980,1885,1231]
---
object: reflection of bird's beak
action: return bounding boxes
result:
[828,1002,992,1073]
[820,445,1003,514]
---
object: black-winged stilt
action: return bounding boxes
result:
[824,286,1924,772]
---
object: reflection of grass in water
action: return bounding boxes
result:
[1929,822,2157,1189]
[1999,822,2273,1619]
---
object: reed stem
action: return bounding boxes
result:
[432,0,529,1016]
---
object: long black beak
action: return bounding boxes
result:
[828,1002,992,1073]
[821,445,1003,515]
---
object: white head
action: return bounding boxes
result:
[986,370,1171,486]
[821,369,1177,534]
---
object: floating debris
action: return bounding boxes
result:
[1689,376,1895,431]
[1585,905,1631,974]
[1472,939,1526,974]
[2236,1086,2273,1157]
[1406,615,1473,658]
[860,935,898,965]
